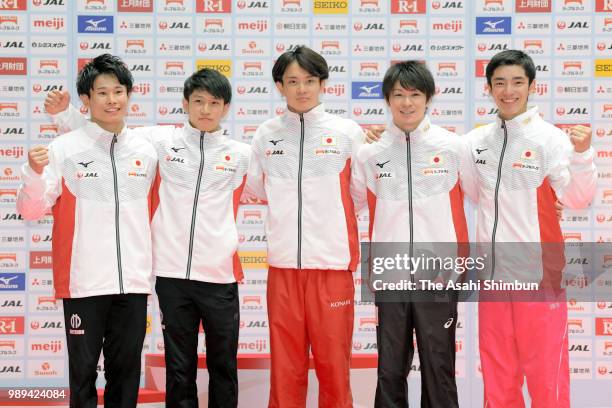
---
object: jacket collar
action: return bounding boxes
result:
[283,103,327,126]
[495,106,540,135]
[183,121,228,146]
[84,120,128,149]
[386,116,432,143]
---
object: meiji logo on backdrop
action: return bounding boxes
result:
[31,16,66,32]
[430,18,464,34]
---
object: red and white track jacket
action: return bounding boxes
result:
[17,121,158,298]
[51,107,250,284]
[148,123,250,283]
[352,117,469,244]
[247,104,364,271]
[461,107,597,283]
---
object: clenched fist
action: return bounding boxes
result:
[28,146,49,174]
[568,124,592,154]
[44,90,70,116]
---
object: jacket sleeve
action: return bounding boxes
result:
[457,136,479,204]
[347,121,367,212]
[244,131,267,201]
[351,146,369,213]
[52,104,87,133]
[17,144,62,220]
[548,135,597,209]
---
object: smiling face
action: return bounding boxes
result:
[182,89,230,133]
[275,61,325,114]
[487,64,536,121]
[387,81,429,132]
[79,73,129,134]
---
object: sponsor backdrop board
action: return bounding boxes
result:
[0,0,611,406]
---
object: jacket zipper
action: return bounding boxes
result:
[110,134,124,293]
[186,131,205,279]
[491,120,508,279]
[297,114,305,270]
[405,132,414,281]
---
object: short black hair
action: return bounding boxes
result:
[76,54,133,96]
[272,46,329,83]
[486,50,536,86]
[183,68,232,104]
[382,61,435,102]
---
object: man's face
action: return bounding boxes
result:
[79,73,130,131]
[487,64,535,121]
[275,61,324,114]
[182,90,229,132]
[387,81,428,132]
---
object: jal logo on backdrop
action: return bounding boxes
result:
[158,19,191,32]
[0,57,25,75]
[77,16,113,34]
[516,0,551,12]
[236,0,270,11]
[31,0,65,8]
[0,39,25,50]
[196,0,231,12]
[0,0,26,10]
[130,63,151,73]
[476,17,511,35]
[117,0,153,12]
[431,1,463,10]
[1,124,24,137]
[391,0,426,13]
[556,18,590,33]
[351,82,383,99]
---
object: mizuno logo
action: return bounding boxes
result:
[86,18,106,28]
[484,20,504,29]
[476,148,488,154]
[170,147,186,153]
[269,139,283,146]
[78,161,93,168]
[0,276,17,285]
[376,160,390,168]
[360,84,379,94]
[444,318,454,329]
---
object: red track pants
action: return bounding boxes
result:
[267,267,355,408]
[479,293,570,408]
